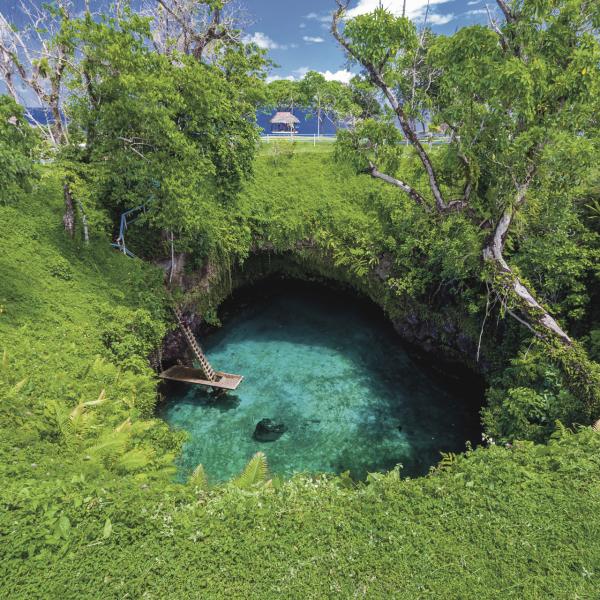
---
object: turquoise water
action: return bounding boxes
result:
[159,281,481,482]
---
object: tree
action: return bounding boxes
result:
[0,0,262,241]
[266,79,302,112]
[298,71,361,135]
[332,0,600,417]
[0,95,37,204]
[0,1,77,234]
[66,8,267,265]
[348,75,382,120]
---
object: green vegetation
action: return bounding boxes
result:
[1,150,600,599]
[1,0,600,596]
[0,96,38,204]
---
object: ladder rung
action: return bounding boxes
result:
[172,305,219,382]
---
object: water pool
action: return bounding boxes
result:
[159,280,481,482]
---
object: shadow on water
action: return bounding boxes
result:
[158,278,484,482]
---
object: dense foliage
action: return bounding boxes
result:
[2,169,600,599]
[0,96,38,204]
[331,0,600,437]
[59,11,268,257]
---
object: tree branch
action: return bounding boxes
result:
[368,163,431,211]
[483,168,572,345]
[486,3,508,52]
[331,1,449,213]
[495,0,515,24]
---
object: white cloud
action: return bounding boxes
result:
[304,11,333,23]
[303,36,325,43]
[268,67,356,85]
[266,75,296,83]
[467,1,481,4]
[347,0,455,26]
[428,13,455,24]
[320,69,355,84]
[299,22,306,28]
[294,67,310,79]
[466,8,488,15]
[243,32,286,50]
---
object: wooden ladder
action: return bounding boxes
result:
[172,305,218,382]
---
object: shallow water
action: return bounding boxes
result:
[159,281,481,482]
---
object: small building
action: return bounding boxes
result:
[269,111,300,134]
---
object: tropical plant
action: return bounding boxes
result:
[232,452,269,490]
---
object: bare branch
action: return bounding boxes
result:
[152,0,242,60]
[485,3,508,51]
[368,163,431,211]
[0,4,72,145]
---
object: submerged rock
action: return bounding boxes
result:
[253,419,286,442]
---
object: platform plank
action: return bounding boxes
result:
[159,365,244,390]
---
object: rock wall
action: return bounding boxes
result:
[157,248,488,377]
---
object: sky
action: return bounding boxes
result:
[244,0,490,83]
[1,0,493,94]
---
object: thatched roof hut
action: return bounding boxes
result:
[269,111,300,133]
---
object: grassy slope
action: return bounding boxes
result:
[1,164,600,599]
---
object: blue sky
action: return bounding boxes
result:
[1,0,492,92]
[246,0,491,82]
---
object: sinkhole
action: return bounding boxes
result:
[158,279,483,482]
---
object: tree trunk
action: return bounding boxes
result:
[63,183,76,238]
[76,198,89,244]
[483,196,572,346]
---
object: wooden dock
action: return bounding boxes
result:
[159,365,244,391]
[167,304,243,391]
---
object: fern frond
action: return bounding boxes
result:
[115,418,132,433]
[189,464,209,490]
[86,431,128,459]
[116,448,154,472]
[437,451,458,471]
[233,452,268,490]
[11,378,28,394]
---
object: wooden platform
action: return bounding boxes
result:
[159,365,244,391]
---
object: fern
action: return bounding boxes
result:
[85,431,129,460]
[232,452,268,490]
[436,451,458,471]
[189,464,209,491]
[116,448,154,472]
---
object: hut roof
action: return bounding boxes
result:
[270,111,300,125]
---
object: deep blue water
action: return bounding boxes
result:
[257,108,342,136]
[159,281,481,483]
[24,106,343,135]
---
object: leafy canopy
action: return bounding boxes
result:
[0,96,38,204]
